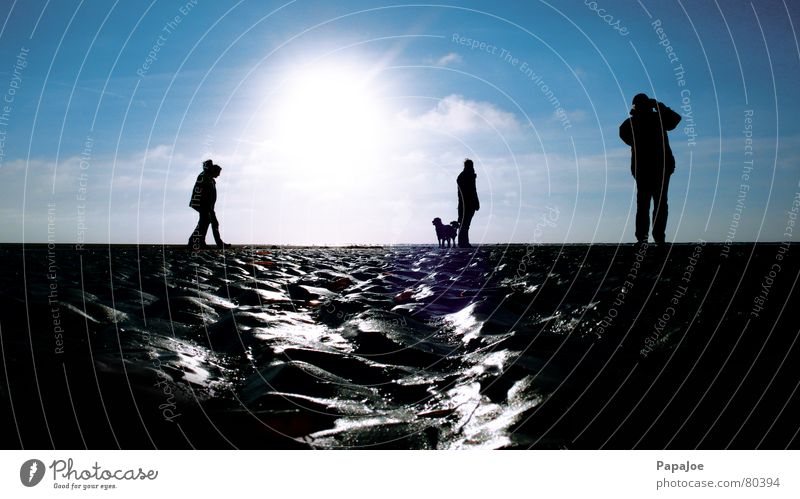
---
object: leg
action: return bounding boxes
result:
[458,209,475,248]
[210,211,224,246]
[189,211,211,248]
[651,173,670,243]
[635,180,651,243]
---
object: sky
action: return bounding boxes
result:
[0,0,798,245]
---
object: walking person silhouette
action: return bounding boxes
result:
[188,159,231,249]
[619,93,681,245]
[456,158,480,248]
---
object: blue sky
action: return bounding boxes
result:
[0,0,798,244]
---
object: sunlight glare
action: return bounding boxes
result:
[270,63,390,183]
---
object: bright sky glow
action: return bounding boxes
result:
[268,63,390,184]
[0,1,798,245]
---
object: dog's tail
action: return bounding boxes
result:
[449,221,460,229]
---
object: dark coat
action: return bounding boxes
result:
[619,103,681,179]
[457,169,479,212]
[189,172,217,212]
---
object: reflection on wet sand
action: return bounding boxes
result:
[1,243,797,449]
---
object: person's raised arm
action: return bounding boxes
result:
[657,102,681,130]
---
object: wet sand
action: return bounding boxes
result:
[0,243,798,449]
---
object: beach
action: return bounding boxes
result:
[0,243,797,449]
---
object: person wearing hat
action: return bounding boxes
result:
[188,159,231,249]
[619,93,681,245]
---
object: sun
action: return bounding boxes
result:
[269,63,390,182]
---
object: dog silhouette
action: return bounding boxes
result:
[432,218,459,248]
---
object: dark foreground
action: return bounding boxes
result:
[0,243,798,449]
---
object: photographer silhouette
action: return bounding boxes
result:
[619,93,681,244]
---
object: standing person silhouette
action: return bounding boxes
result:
[456,158,480,248]
[619,93,681,245]
[188,159,231,249]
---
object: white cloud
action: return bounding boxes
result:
[552,108,587,124]
[399,94,521,135]
[433,52,462,67]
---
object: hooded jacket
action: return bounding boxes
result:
[619,103,681,179]
[189,172,217,212]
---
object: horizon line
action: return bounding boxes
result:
[1,241,795,248]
